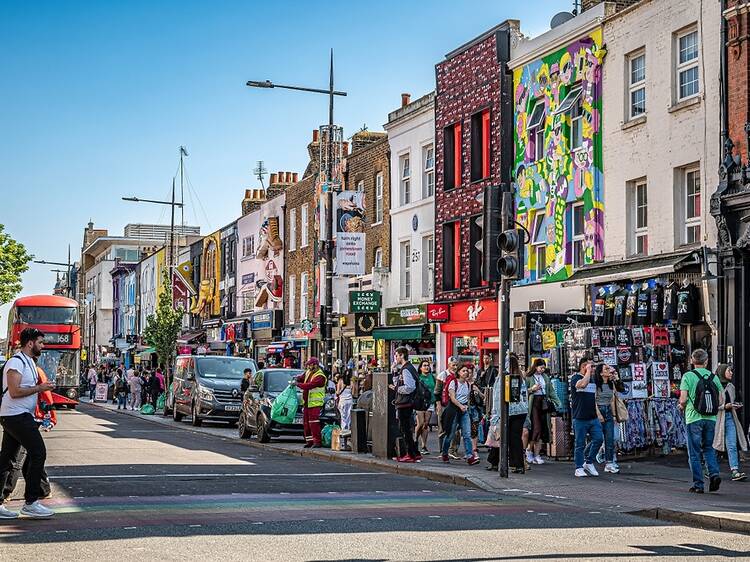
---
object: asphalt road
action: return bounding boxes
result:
[0,405,747,561]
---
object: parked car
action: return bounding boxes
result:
[238,368,338,442]
[168,355,257,426]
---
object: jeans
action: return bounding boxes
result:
[117,393,127,409]
[89,383,96,400]
[686,419,720,490]
[0,413,47,503]
[442,405,473,458]
[338,398,353,431]
[397,406,418,458]
[573,418,603,469]
[1,446,50,502]
[584,405,615,463]
[724,414,740,471]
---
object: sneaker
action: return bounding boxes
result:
[420,447,430,455]
[574,468,588,477]
[396,455,416,463]
[731,470,747,482]
[533,455,545,465]
[0,505,18,519]
[583,463,599,477]
[604,463,620,474]
[525,450,535,463]
[20,501,54,518]
[441,454,450,463]
[448,451,460,460]
[709,475,721,492]
[413,454,423,462]
[467,455,480,466]
[689,486,704,493]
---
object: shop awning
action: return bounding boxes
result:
[177,331,205,344]
[137,347,155,358]
[372,326,425,341]
[561,250,700,288]
[267,341,290,353]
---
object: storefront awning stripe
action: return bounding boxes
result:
[372,326,425,341]
[137,347,155,358]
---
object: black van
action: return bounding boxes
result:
[168,355,257,426]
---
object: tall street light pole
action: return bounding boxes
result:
[247,50,347,375]
[34,250,73,298]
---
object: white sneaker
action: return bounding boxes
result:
[525,450,535,463]
[574,468,588,477]
[20,501,54,518]
[604,462,620,474]
[583,462,599,477]
[0,505,18,519]
[533,455,545,465]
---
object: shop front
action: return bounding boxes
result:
[249,309,283,364]
[278,321,317,367]
[437,299,499,368]
[373,304,435,367]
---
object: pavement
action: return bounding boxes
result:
[2,403,749,561]
[79,397,750,535]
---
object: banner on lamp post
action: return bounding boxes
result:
[335,191,366,276]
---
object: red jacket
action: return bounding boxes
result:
[35,367,57,427]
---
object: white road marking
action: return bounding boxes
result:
[124,526,137,530]
[251,521,264,525]
[51,471,381,480]
[55,530,68,533]
[428,515,440,518]
[189,524,201,528]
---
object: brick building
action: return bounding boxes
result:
[433,20,518,368]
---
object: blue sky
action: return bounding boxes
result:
[0,0,572,335]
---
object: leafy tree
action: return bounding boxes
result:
[143,270,183,369]
[0,224,33,305]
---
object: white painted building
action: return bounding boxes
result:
[383,92,436,312]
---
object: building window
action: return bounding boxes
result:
[299,272,308,321]
[423,144,435,198]
[527,100,546,162]
[400,154,411,205]
[684,167,701,244]
[300,204,309,248]
[288,275,296,324]
[443,122,462,190]
[356,180,364,192]
[676,28,699,101]
[570,203,585,270]
[531,213,546,280]
[400,241,411,300]
[556,86,583,151]
[628,180,648,255]
[422,235,434,297]
[628,50,646,119]
[374,172,384,224]
[469,214,483,287]
[470,109,491,182]
[289,208,297,252]
[442,221,460,291]
[373,246,383,269]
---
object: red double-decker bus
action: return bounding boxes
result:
[6,294,81,401]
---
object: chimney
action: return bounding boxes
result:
[401,93,411,107]
[342,141,349,155]
[292,172,298,183]
[269,172,278,185]
[312,129,319,142]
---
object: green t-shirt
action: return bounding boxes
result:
[680,368,724,425]
[420,373,436,405]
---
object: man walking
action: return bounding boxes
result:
[0,328,56,518]
[679,349,723,493]
[295,358,327,448]
[435,356,458,452]
[390,347,419,463]
[570,357,603,477]
[87,365,98,400]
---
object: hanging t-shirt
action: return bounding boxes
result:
[604,291,617,326]
[624,290,638,326]
[594,292,606,325]
[663,282,679,321]
[637,288,650,325]
[599,328,616,348]
[650,284,664,324]
[676,283,700,324]
[613,290,628,326]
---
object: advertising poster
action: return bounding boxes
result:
[335,191,366,275]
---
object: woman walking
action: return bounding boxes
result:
[590,363,625,474]
[713,364,748,481]
[128,369,143,410]
[524,358,561,465]
[486,356,528,473]
[441,364,480,465]
[415,361,436,455]
[336,370,354,432]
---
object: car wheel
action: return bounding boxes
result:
[257,414,271,443]
[191,401,202,426]
[173,401,184,422]
[238,413,252,439]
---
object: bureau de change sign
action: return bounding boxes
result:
[350,291,381,313]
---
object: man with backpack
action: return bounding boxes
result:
[390,348,420,463]
[435,357,458,452]
[679,349,724,493]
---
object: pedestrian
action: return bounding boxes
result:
[390,347,420,463]
[141,371,151,406]
[588,363,625,474]
[115,369,128,410]
[679,349,724,493]
[468,367,485,456]
[294,358,327,448]
[570,357,603,477]
[240,368,253,394]
[414,360,436,455]
[525,358,562,465]
[128,369,142,410]
[87,365,98,400]
[152,367,165,408]
[434,356,458,452]
[441,363,480,465]
[336,370,354,432]
[712,364,747,481]
[479,353,498,391]
[487,356,528,473]
[0,328,56,518]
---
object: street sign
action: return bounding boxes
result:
[350,291,381,313]
[94,383,108,402]
[80,349,87,361]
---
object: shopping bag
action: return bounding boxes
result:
[484,424,500,448]
[156,393,166,411]
[140,404,155,415]
[322,424,340,448]
[270,385,299,425]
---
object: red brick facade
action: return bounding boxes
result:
[726,1,750,160]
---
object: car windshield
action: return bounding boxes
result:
[37,350,78,383]
[194,357,256,380]
[259,369,302,393]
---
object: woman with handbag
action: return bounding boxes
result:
[524,359,561,465]
[487,356,529,472]
[712,364,748,481]
[590,363,626,474]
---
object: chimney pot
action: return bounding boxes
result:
[270,173,278,184]
[244,189,252,198]
[401,93,411,107]
[312,129,319,142]
[283,172,289,182]
[292,172,298,182]
[278,171,283,182]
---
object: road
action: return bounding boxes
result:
[0,405,747,561]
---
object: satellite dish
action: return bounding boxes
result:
[550,11,575,29]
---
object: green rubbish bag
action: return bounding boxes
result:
[156,393,166,411]
[140,404,155,415]
[270,384,299,425]
[321,424,340,448]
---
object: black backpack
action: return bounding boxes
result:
[692,370,720,416]
[408,368,431,411]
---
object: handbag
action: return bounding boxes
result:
[611,392,629,422]
[484,424,500,448]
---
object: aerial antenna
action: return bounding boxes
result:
[254,160,267,188]
[179,146,189,228]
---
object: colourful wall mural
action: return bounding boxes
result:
[513,28,606,284]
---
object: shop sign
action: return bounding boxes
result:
[241,273,255,286]
[350,291,381,313]
[448,299,497,323]
[386,304,426,326]
[426,303,449,323]
[354,313,378,337]
[529,300,545,312]
[251,311,274,330]
[300,319,314,334]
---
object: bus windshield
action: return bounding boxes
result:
[37,349,78,384]
[17,307,78,325]
[194,357,256,380]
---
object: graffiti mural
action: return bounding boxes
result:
[513,28,606,284]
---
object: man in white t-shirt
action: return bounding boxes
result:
[0,328,56,519]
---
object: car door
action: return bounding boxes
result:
[182,358,197,409]
[246,370,264,431]
[173,358,186,411]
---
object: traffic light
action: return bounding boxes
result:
[498,228,526,280]
[481,184,503,283]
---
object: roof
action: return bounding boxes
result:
[443,20,519,60]
[13,295,79,308]
[385,91,436,128]
[561,250,701,287]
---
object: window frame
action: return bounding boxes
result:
[527,99,546,162]
[628,49,646,120]
[684,166,701,244]
[288,274,296,324]
[422,144,435,198]
[676,28,700,102]
[374,172,384,224]
[356,179,364,192]
[299,272,308,321]
[570,202,586,270]
[530,213,546,279]
[400,153,411,206]
[634,180,648,255]
[443,122,462,191]
[422,235,434,297]
[300,203,309,248]
[374,246,383,269]
[400,240,411,300]
[289,208,297,252]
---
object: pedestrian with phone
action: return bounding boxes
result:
[0,328,56,518]
[712,364,747,482]
[570,357,603,477]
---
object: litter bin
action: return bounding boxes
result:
[350,409,368,453]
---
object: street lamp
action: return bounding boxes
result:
[247,50,347,376]
[34,244,74,298]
